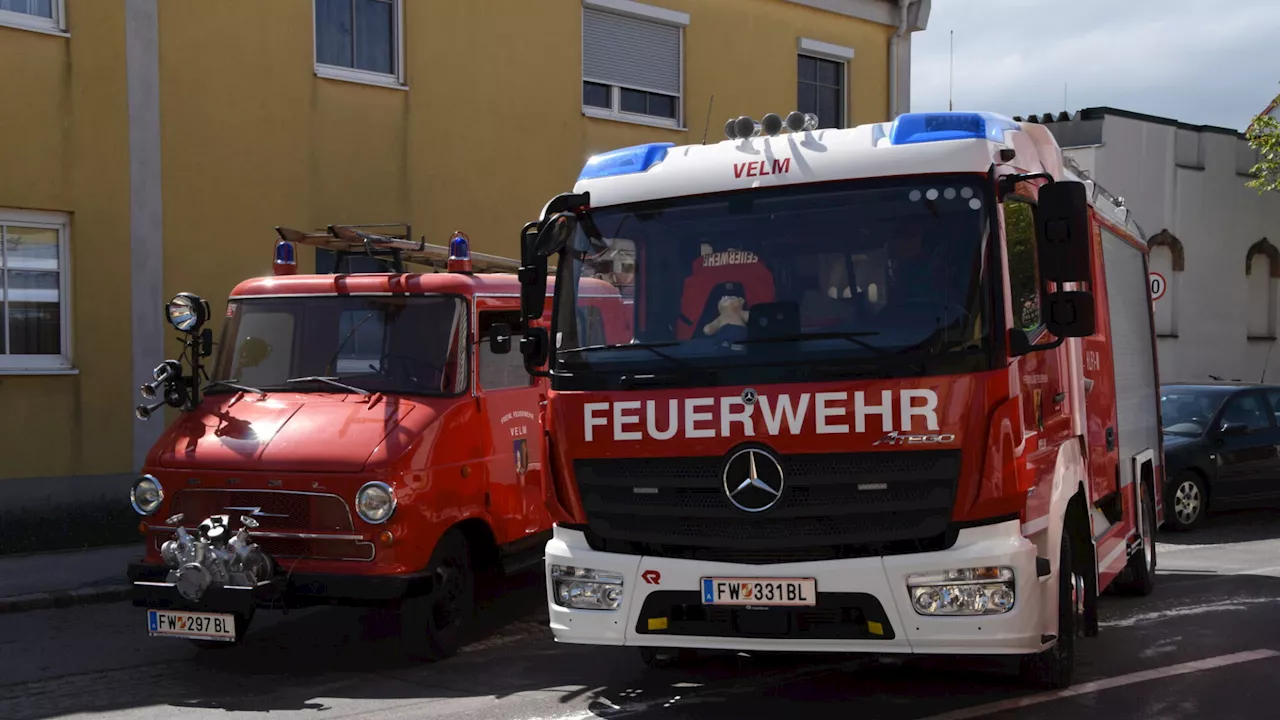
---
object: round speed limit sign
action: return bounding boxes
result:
[1149,272,1167,301]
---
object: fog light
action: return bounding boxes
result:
[906,566,1015,616]
[550,565,624,610]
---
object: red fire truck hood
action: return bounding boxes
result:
[153,393,436,473]
[554,375,990,456]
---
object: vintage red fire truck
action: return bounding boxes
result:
[126,225,625,659]
[516,110,1164,687]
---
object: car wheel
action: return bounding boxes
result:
[1166,472,1207,531]
[1020,528,1078,689]
[400,530,475,661]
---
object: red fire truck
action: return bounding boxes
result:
[126,225,625,659]
[516,111,1164,688]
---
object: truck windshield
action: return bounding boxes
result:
[210,295,469,396]
[552,175,994,388]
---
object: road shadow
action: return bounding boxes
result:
[1157,508,1280,546]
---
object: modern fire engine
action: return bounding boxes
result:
[516,110,1164,688]
[126,225,625,659]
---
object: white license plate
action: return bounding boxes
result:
[146,609,236,641]
[701,577,817,607]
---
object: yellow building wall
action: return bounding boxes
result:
[0,0,893,482]
[0,1,134,481]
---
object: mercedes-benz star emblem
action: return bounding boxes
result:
[722,447,785,513]
[741,388,758,405]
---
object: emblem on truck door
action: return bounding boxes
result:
[722,447,785,513]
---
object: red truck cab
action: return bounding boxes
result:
[126,226,625,659]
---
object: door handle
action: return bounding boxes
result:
[1053,392,1066,404]
[1105,427,1115,452]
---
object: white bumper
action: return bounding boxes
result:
[545,519,1054,655]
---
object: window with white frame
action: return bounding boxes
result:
[582,0,687,127]
[314,0,403,87]
[0,210,70,370]
[797,38,853,130]
[0,0,65,34]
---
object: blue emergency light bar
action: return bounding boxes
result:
[888,111,1021,146]
[578,142,674,182]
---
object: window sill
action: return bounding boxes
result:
[315,64,407,91]
[1247,336,1277,341]
[1174,163,1205,172]
[0,15,68,37]
[0,366,79,376]
[1156,333,1178,338]
[583,106,686,131]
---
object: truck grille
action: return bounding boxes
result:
[636,590,895,640]
[574,450,960,562]
[170,489,354,533]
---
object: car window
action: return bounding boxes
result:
[478,310,531,391]
[1267,390,1280,426]
[1220,392,1270,431]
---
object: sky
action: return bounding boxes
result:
[909,0,1278,131]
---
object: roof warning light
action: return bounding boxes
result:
[888,111,1020,146]
[448,231,473,273]
[273,238,297,276]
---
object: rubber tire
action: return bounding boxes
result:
[1165,471,1207,531]
[1114,483,1157,596]
[400,530,475,662]
[1020,530,1076,689]
[639,647,699,669]
[188,611,253,650]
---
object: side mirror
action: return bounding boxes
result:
[521,327,549,374]
[1220,422,1250,436]
[1045,290,1096,338]
[519,223,549,321]
[488,323,513,355]
[199,328,214,357]
[1035,181,1094,283]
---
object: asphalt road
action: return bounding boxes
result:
[3,509,1279,720]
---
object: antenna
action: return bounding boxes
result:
[701,94,715,144]
[948,31,954,111]
[1064,82,1068,113]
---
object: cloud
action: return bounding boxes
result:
[910,0,1278,130]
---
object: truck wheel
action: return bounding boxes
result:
[401,530,475,661]
[1020,530,1077,689]
[639,647,698,669]
[1166,472,1207,531]
[1114,482,1157,596]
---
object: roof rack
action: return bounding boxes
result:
[273,223,521,274]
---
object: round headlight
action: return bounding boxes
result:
[167,293,208,334]
[130,475,164,516]
[355,481,396,524]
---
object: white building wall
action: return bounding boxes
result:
[1062,113,1280,384]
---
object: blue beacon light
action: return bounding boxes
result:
[273,238,297,276]
[578,142,675,182]
[888,111,1021,146]
[448,231,473,273]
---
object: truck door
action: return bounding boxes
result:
[475,303,546,539]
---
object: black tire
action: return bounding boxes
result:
[639,647,698,669]
[1114,482,1157,596]
[1020,529,1076,689]
[1165,471,1207,531]
[400,530,475,661]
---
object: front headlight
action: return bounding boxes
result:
[166,293,208,334]
[550,565,625,610]
[355,481,396,524]
[130,475,164,516]
[906,566,1015,616]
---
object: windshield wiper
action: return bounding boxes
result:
[285,376,371,396]
[732,331,889,357]
[558,340,711,378]
[204,379,266,397]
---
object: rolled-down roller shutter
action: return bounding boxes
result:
[582,8,681,97]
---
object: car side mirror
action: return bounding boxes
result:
[1220,422,1250,436]
[1036,180,1093,284]
[488,323,513,355]
[1045,290,1096,338]
[519,223,549,322]
[521,327,549,375]
[199,328,214,358]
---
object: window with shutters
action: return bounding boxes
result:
[582,1,687,128]
[0,209,72,372]
[0,0,65,35]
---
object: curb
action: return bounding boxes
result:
[0,584,131,614]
